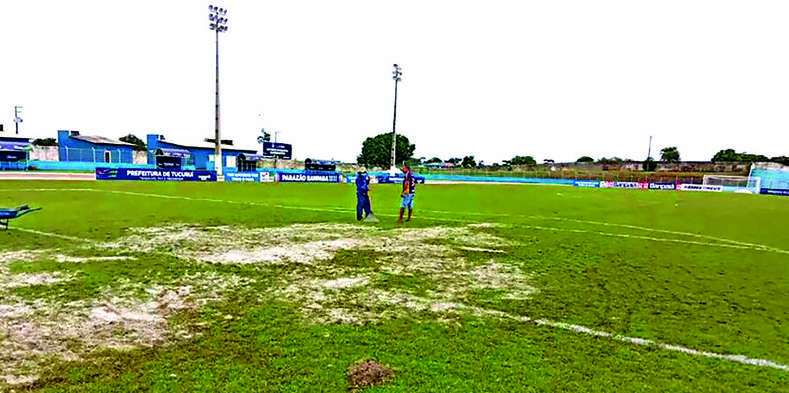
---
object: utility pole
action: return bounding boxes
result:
[647,135,653,159]
[390,64,402,172]
[209,5,228,176]
[14,106,23,135]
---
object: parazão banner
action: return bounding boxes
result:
[276,172,342,183]
[96,168,217,182]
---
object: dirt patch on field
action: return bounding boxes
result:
[0,248,254,386]
[347,359,395,391]
[1,222,531,386]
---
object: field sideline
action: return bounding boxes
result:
[1,180,787,392]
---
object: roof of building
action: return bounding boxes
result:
[70,134,134,147]
[160,140,256,153]
[0,141,31,152]
[0,134,32,142]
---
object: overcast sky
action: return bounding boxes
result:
[2,1,788,163]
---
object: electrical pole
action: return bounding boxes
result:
[390,64,402,172]
[209,5,228,176]
[647,135,653,159]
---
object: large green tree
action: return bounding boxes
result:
[119,134,147,152]
[31,138,58,147]
[711,149,768,163]
[509,155,537,165]
[576,156,594,163]
[426,157,442,164]
[357,133,415,169]
[660,146,680,162]
[461,156,476,168]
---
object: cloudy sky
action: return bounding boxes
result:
[2,0,788,163]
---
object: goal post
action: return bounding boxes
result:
[702,174,760,192]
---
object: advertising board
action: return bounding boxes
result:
[96,168,217,182]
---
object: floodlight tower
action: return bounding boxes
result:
[390,64,402,172]
[209,5,228,175]
[14,106,23,135]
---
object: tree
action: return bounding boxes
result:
[576,156,594,163]
[770,156,789,165]
[543,159,555,164]
[660,147,680,162]
[597,157,623,164]
[426,157,442,164]
[31,138,58,147]
[256,128,270,145]
[119,134,147,152]
[510,155,537,166]
[461,156,476,168]
[447,157,462,165]
[642,157,658,171]
[712,149,769,163]
[357,133,416,169]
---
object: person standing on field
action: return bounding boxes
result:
[355,168,375,221]
[398,163,416,222]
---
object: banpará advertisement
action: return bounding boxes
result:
[649,182,677,190]
[599,181,649,189]
[96,168,217,182]
[276,172,342,183]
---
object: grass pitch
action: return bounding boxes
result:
[1,180,788,392]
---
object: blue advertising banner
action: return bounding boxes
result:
[649,182,676,190]
[225,172,260,182]
[573,180,600,188]
[277,172,342,183]
[262,142,292,160]
[96,168,217,182]
[760,188,789,196]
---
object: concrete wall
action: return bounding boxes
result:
[29,146,59,161]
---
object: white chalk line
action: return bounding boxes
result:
[4,188,789,372]
[519,225,786,253]
[6,188,788,253]
[470,307,789,372]
[9,227,97,244]
[422,208,787,253]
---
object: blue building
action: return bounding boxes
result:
[146,134,256,171]
[57,130,135,163]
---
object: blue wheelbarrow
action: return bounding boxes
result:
[0,205,42,230]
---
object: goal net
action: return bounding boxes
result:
[703,175,759,191]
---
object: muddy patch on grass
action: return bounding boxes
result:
[0,263,254,386]
[105,222,533,325]
[1,222,531,386]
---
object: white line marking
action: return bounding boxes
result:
[9,227,96,243]
[469,307,789,371]
[518,225,788,254]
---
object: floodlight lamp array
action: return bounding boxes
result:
[209,5,229,32]
[392,64,403,82]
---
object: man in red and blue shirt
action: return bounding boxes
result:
[398,163,417,222]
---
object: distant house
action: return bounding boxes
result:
[57,130,135,163]
[146,134,256,171]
